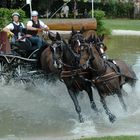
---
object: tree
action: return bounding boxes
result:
[0,0,25,8]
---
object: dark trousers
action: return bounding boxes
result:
[28,36,44,49]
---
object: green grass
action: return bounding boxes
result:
[103,19,140,31]
[79,135,140,140]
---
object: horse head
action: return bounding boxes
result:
[79,35,107,71]
[69,27,86,54]
[49,32,67,69]
[48,31,56,41]
[86,34,107,59]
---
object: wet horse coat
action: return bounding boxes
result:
[52,33,99,122]
[79,36,137,122]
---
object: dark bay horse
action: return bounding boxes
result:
[52,32,99,122]
[37,32,62,80]
[79,36,137,123]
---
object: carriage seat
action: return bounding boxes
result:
[11,38,38,58]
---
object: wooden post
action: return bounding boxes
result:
[0,31,11,54]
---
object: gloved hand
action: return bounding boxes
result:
[8,31,14,37]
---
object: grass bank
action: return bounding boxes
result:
[79,135,140,140]
[103,19,140,31]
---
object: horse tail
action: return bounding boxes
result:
[37,43,49,68]
[124,68,137,87]
[113,59,137,88]
[120,63,137,88]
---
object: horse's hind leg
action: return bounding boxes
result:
[117,90,127,111]
[99,92,116,123]
[68,89,84,123]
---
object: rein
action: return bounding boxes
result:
[57,58,78,69]
[61,68,88,78]
[92,72,121,84]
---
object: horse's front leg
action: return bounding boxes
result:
[99,92,116,123]
[85,84,99,113]
[68,89,84,123]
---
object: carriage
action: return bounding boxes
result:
[0,31,41,84]
[0,28,137,123]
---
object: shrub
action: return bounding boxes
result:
[89,10,109,35]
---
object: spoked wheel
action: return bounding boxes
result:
[0,57,11,85]
[11,59,37,87]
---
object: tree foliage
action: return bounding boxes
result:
[0,8,25,28]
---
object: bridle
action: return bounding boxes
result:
[79,36,107,70]
[50,40,78,69]
[95,41,107,59]
[69,33,87,54]
[50,40,64,69]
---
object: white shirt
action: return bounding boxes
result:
[61,5,69,14]
[6,21,25,30]
[27,20,48,29]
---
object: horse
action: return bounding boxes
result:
[68,27,86,54]
[79,35,137,123]
[68,28,105,56]
[37,32,62,80]
[51,32,99,122]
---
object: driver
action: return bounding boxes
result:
[26,10,49,49]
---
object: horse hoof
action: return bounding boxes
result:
[79,116,84,123]
[109,114,116,123]
[91,102,99,113]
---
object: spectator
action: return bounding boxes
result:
[61,3,69,18]
[134,0,140,19]
[73,0,78,19]
[83,8,88,18]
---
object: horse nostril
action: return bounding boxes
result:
[79,64,87,69]
[83,64,87,69]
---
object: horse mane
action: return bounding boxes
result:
[62,40,79,68]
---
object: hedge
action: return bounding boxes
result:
[0,8,26,29]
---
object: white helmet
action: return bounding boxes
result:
[12,12,20,17]
[31,10,38,16]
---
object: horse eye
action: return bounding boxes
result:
[50,47,54,52]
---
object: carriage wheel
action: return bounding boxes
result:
[0,57,11,85]
[10,59,33,86]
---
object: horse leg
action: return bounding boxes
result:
[99,92,116,123]
[121,88,128,97]
[117,90,127,111]
[68,89,84,123]
[85,85,99,113]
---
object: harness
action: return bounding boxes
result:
[61,68,88,79]
[61,67,89,91]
